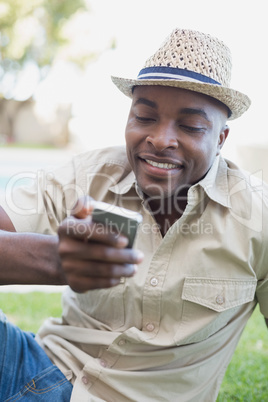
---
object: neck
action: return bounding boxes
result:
[146,191,188,236]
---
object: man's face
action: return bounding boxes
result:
[125,85,229,200]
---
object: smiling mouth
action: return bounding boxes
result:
[144,159,181,170]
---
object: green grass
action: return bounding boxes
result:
[217,306,268,401]
[0,292,62,333]
[0,292,267,400]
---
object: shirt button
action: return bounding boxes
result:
[82,375,89,384]
[100,359,107,367]
[150,277,158,286]
[146,323,155,332]
[216,295,225,305]
[118,339,126,346]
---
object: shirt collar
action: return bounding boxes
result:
[197,155,231,208]
[109,155,231,208]
[109,171,136,195]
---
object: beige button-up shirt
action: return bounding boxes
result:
[3,146,268,402]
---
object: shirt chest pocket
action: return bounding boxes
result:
[174,277,257,345]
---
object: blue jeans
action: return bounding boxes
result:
[0,310,73,401]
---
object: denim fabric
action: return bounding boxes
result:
[0,310,73,401]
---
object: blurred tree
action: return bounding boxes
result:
[0,0,109,99]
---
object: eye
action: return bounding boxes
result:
[179,125,205,134]
[135,115,156,123]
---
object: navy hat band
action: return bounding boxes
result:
[137,66,221,86]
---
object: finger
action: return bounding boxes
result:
[62,259,137,279]
[61,259,138,293]
[59,237,143,264]
[59,218,129,248]
[71,196,94,219]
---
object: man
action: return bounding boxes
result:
[0,28,267,401]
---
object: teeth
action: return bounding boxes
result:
[145,159,178,169]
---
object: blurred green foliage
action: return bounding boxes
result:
[0,0,87,70]
[0,0,112,99]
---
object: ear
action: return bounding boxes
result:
[216,125,229,155]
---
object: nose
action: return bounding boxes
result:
[146,124,178,151]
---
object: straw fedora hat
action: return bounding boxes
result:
[111,28,251,120]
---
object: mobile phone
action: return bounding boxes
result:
[91,201,143,248]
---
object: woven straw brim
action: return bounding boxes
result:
[111,76,251,120]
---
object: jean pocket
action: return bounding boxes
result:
[5,365,73,402]
[174,277,257,345]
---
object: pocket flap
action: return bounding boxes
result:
[182,277,257,312]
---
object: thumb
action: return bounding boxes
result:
[71,196,94,219]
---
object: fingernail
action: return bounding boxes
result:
[85,201,94,214]
[134,250,144,261]
[117,236,129,247]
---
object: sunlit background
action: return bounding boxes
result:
[0,0,268,173]
[0,0,267,293]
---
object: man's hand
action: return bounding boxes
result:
[58,198,144,293]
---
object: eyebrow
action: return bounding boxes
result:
[133,100,212,122]
[180,108,211,122]
[134,98,158,109]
